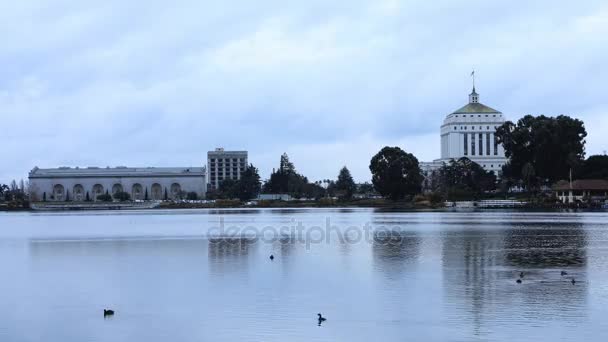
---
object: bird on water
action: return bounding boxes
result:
[561,271,568,276]
[519,272,524,278]
[571,278,576,285]
[516,279,522,284]
[104,309,114,317]
[269,254,274,260]
[318,313,327,325]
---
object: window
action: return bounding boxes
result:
[486,134,490,155]
[464,126,467,130]
[491,165,494,168]
[494,135,499,155]
[454,126,457,130]
[471,134,476,156]
[487,126,489,129]
[479,133,483,155]
[464,134,468,156]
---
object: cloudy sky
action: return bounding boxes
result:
[1,0,607,183]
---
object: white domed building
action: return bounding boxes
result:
[421,87,508,186]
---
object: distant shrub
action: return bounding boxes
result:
[113,191,131,202]
[186,192,198,200]
[96,193,113,202]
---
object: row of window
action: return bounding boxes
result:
[209,158,247,163]
[454,114,501,118]
[454,125,498,131]
[463,133,499,156]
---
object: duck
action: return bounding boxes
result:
[571,278,576,285]
[561,271,568,276]
[516,279,522,284]
[269,254,275,261]
[104,309,114,317]
[519,271,524,278]
[317,313,327,325]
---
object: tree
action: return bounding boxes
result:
[369,146,424,200]
[144,188,149,201]
[42,192,47,202]
[65,190,70,202]
[0,184,8,201]
[86,191,90,201]
[235,164,262,201]
[113,191,131,202]
[521,162,537,191]
[436,158,497,200]
[263,153,310,197]
[579,155,608,179]
[186,192,198,200]
[496,115,587,184]
[164,188,168,200]
[335,166,356,200]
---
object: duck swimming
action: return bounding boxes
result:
[269,254,274,260]
[104,309,114,317]
[516,279,522,284]
[571,278,576,285]
[519,272,524,278]
[561,271,568,276]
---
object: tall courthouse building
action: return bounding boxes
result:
[421,86,508,176]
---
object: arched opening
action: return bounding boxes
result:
[73,184,84,201]
[170,183,182,199]
[92,184,104,201]
[53,184,65,201]
[112,184,123,194]
[132,183,144,200]
[151,183,162,200]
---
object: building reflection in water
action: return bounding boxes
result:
[441,217,588,338]
[207,237,257,275]
[372,230,421,279]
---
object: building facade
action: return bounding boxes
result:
[28,166,207,202]
[421,87,508,180]
[207,148,248,190]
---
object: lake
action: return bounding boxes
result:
[1,209,607,341]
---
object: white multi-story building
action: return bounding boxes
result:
[28,166,207,202]
[421,87,508,176]
[207,148,248,190]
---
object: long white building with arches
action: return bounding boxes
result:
[28,166,207,202]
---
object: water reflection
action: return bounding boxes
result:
[503,223,588,268]
[441,218,589,338]
[372,231,421,278]
[207,237,257,275]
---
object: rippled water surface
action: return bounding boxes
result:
[1,209,608,341]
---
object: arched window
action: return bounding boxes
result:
[73,184,84,201]
[53,184,65,201]
[132,184,144,200]
[151,183,163,200]
[92,184,104,201]
[170,183,182,199]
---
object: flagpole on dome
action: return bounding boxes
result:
[471,70,475,91]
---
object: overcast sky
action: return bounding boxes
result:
[1,0,607,183]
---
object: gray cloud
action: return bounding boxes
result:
[1,0,607,183]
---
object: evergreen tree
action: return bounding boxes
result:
[335,166,356,200]
[144,187,149,201]
[86,191,90,201]
[164,188,168,200]
[235,164,262,201]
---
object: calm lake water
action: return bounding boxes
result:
[1,209,608,341]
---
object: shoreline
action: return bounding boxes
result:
[2,199,604,212]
